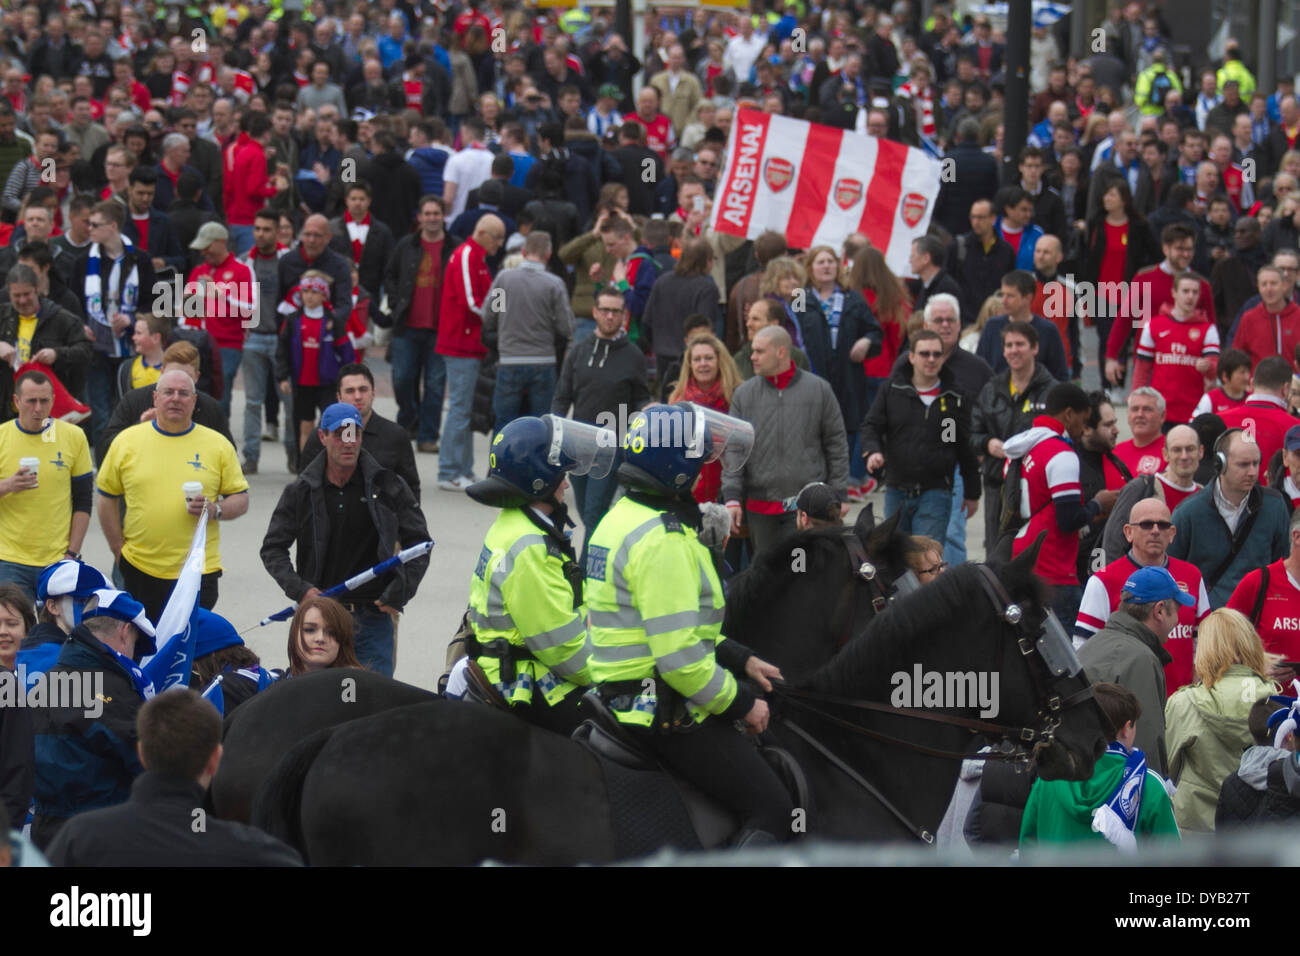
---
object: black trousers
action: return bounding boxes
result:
[119,555,220,625]
[516,688,587,737]
[30,813,66,851]
[643,717,795,842]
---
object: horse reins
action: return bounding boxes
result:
[831,530,891,648]
[769,563,1097,844]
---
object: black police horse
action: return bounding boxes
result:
[248,540,1109,864]
[212,507,909,823]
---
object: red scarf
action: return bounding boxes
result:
[345,210,370,264]
[764,364,796,389]
[682,377,726,410]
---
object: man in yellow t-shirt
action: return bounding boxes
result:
[0,370,93,599]
[96,368,250,621]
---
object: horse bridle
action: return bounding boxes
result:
[829,530,894,648]
[772,563,1098,843]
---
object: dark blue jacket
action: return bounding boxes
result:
[150,163,213,213]
[933,143,1000,236]
[275,308,356,387]
[31,626,145,820]
[795,286,883,431]
[122,206,185,273]
[975,314,1070,383]
[1168,482,1290,607]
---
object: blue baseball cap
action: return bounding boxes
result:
[83,588,158,654]
[319,402,363,433]
[1122,566,1196,607]
[1285,424,1300,452]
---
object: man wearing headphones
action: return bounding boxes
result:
[1219,356,1297,483]
[1168,427,1290,607]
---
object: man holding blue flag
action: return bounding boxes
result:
[1020,682,1180,850]
[261,403,429,677]
[29,588,156,850]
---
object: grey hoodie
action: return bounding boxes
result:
[483,260,574,364]
[1237,745,1289,790]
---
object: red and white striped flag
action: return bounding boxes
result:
[711,108,941,275]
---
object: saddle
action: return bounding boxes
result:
[572,692,811,856]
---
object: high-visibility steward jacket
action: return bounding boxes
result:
[468,508,592,707]
[586,495,738,728]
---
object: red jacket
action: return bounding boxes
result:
[436,237,491,359]
[224,132,277,226]
[1231,300,1300,375]
[1220,395,1298,482]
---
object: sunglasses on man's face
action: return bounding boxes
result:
[1129,520,1173,531]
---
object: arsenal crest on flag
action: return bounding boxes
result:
[711,108,942,275]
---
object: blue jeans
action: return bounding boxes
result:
[438,356,480,481]
[352,605,395,677]
[848,430,865,481]
[390,328,445,443]
[219,347,242,418]
[241,333,277,464]
[573,317,596,344]
[88,352,123,456]
[0,560,42,604]
[1050,584,1084,631]
[944,466,967,566]
[228,224,255,257]
[573,468,620,566]
[884,485,952,543]
[493,363,557,434]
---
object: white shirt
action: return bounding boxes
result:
[1213,479,1249,533]
[443,145,495,218]
[723,33,767,83]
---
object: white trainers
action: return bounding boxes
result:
[262,424,279,442]
[437,476,474,492]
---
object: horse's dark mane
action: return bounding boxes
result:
[725,525,858,626]
[805,559,1045,697]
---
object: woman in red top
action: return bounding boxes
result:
[667,331,742,505]
[1083,180,1161,375]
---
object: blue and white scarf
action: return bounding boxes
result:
[815,286,845,350]
[1090,741,1146,853]
[103,642,156,701]
[84,239,141,359]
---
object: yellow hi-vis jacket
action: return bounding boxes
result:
[585,495,739,728]
[468,508,592,706]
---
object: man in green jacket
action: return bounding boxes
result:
[1021,682,1180,849]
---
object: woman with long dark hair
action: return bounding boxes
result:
[1083,179,1161,378]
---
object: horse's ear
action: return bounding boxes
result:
[1009,531,1047,574]
[854,500,876,536]
[864,505,900,548]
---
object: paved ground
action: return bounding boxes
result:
[75,322,1124,692]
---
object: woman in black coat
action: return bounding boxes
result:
[641,237,721,379]
[796,246,884,490]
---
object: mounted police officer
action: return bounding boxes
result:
[585,402,794,846]
[463,415,614,735]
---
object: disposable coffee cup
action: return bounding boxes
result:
[19,457,38,486]
[183,481,204,506]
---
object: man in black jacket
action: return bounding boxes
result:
[934,118,1000,237]
[328,181,394,307]
[381,195,460,452]
[261,403,429,678]
[45,688,302,866]
[121,166,185,274]
[551,287,650,557]
[99,350,234,460]
[948,198,1016,325]
[0,266,93,417]
[279,214,352,336]
[362,129,422,240]
[862,329,981,544]
[971,320,1057,552]
[908,235,965,318]
[299,363,419,497]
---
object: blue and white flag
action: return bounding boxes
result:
[1090,741,1146,853]
[201,674,225,716]
[141,510,208,692]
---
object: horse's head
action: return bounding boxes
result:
[989,536,1109,782]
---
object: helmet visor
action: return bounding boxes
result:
[543,415,618,478]
[678,403,755,470]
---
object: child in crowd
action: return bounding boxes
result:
[276,270,355,453]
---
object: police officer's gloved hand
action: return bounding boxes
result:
[698,502,731,548]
